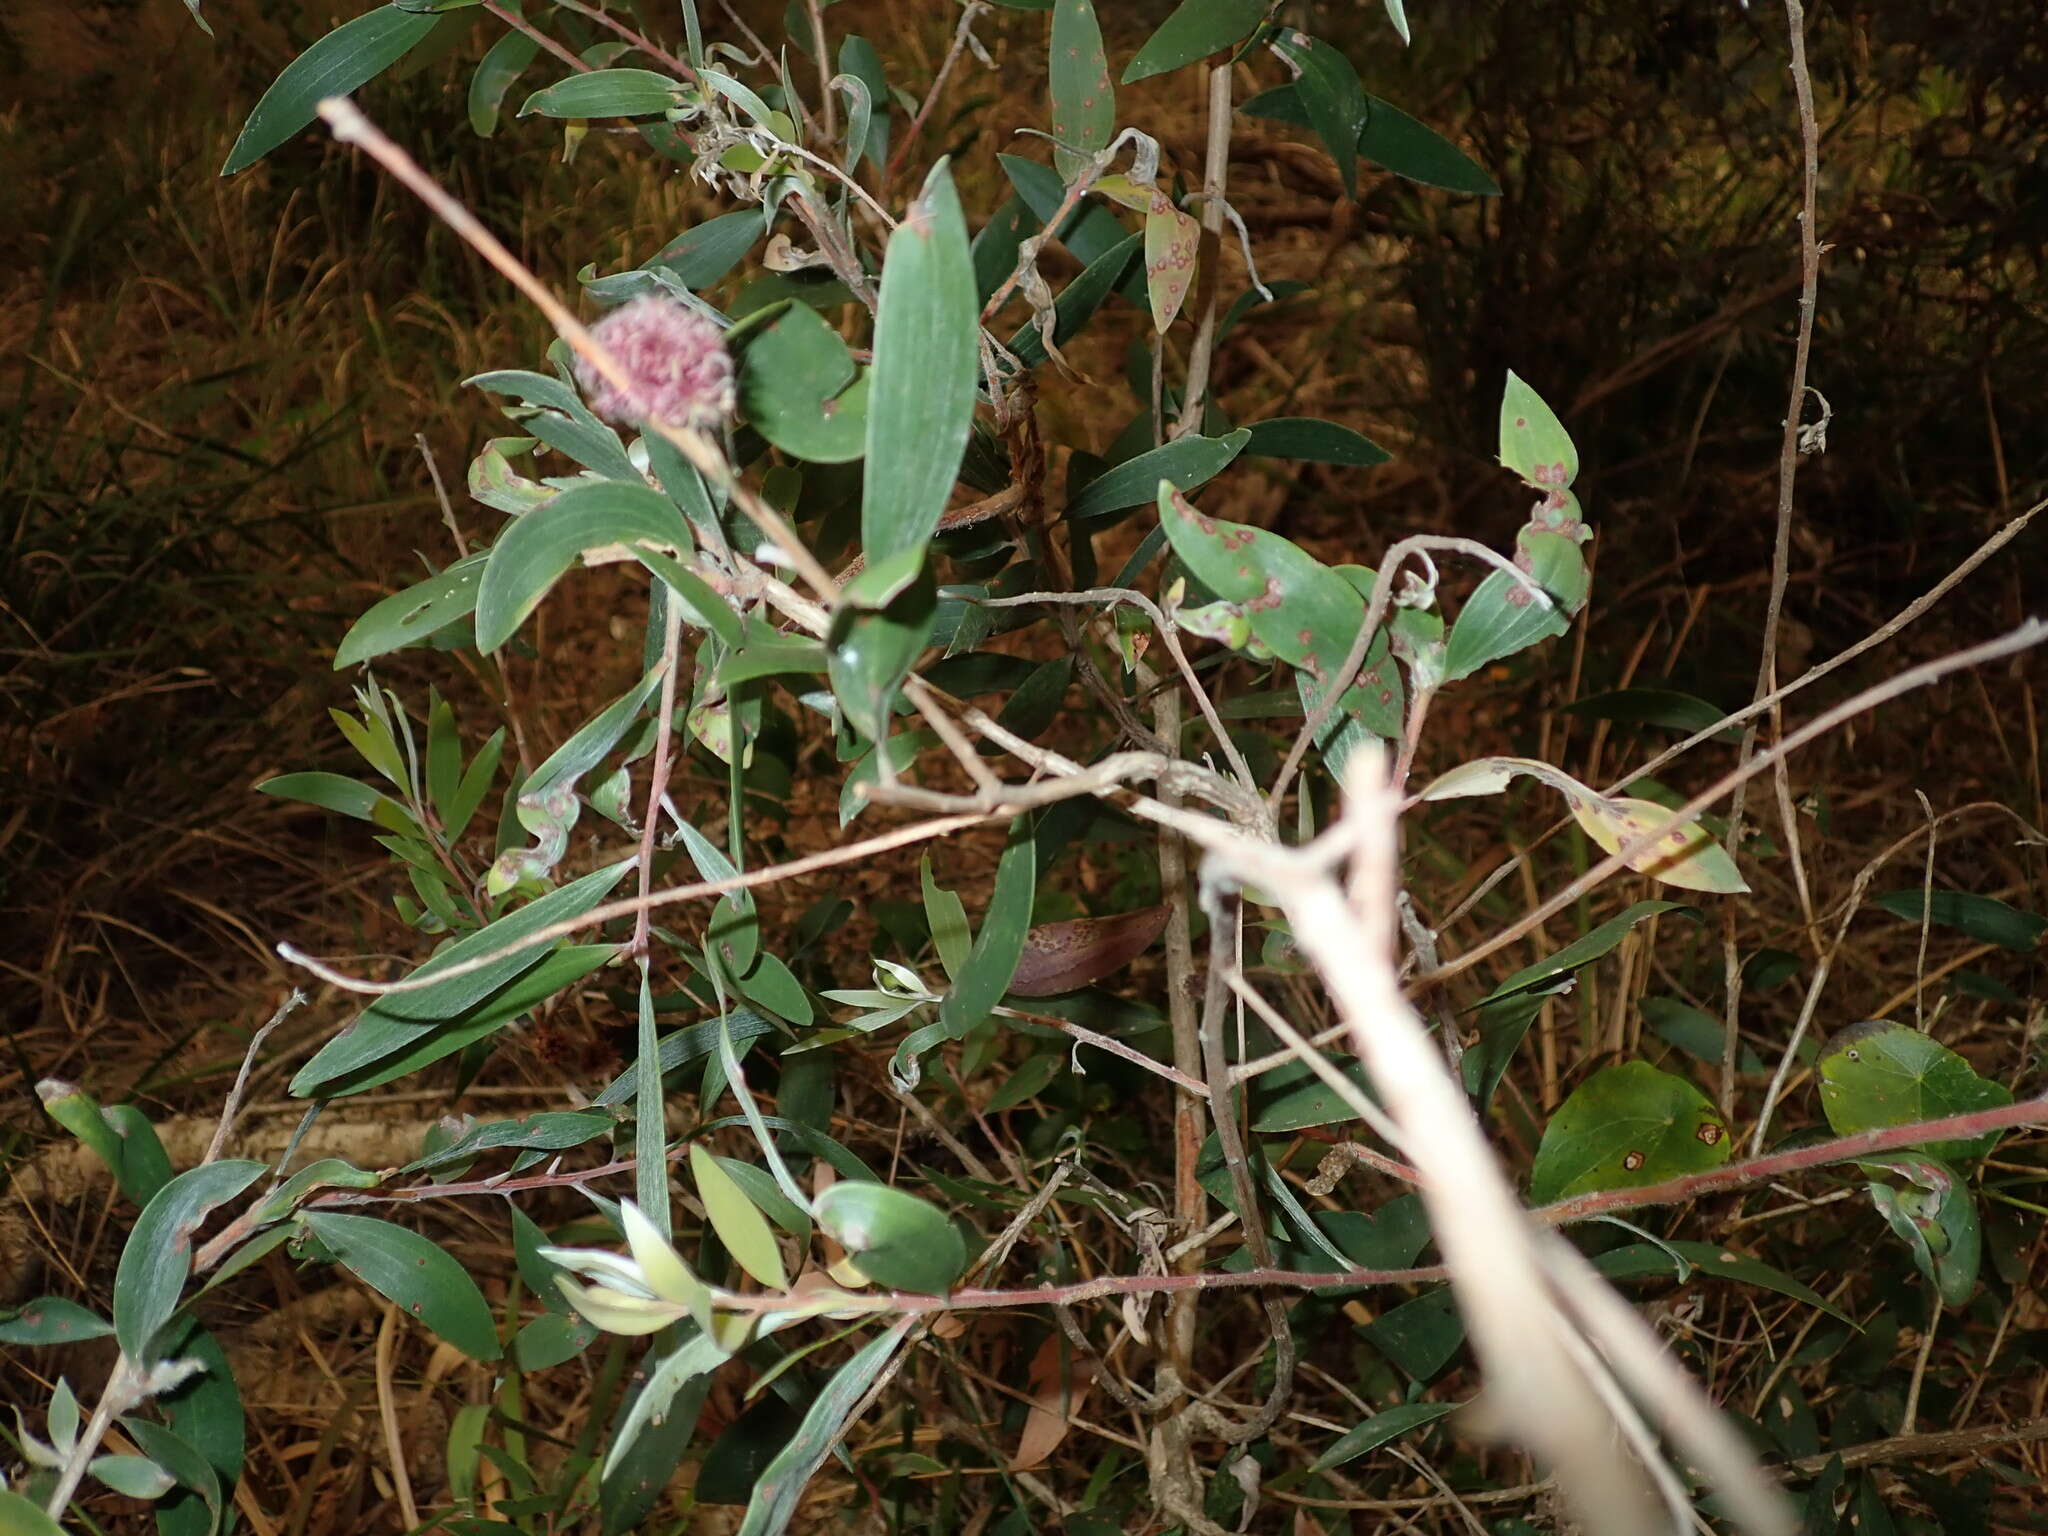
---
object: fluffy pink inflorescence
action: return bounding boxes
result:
[577,295,735,431]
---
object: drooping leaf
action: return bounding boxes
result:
[467,25,538,137]
[1816,1019,2013,1164]
[1528,1061,1732,1205]
[467,368,639,482]
[476,479,691,652]
[291,860,633,1094]
[1271,29,1368,197]
[1008,904,1171,996]
[815,1181,968,1293]
[1873,890,2047,952]
[690,1144,790,1289]
[222,4,443,174]
[1859,1153,1983,1305]
[1048,0,1114,182]
[861,159,978,569]
[304,1211,502,1359]
[114,1162,267,1363]
[1123,0,1267,83]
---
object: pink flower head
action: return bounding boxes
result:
[577,295,735,431]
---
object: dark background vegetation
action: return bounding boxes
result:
[5,0,2045,1528]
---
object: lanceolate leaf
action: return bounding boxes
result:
[291,860,634,1094]
[1242,416,1390,467]
[304,1212,502,1360]
[468,25,540,136]
[937,818,1037,1039]
[1596,1242,1849,1322]
[1064,430,1248,521]
[736,1323,913,1536]
[1311,1401,1458,1473]
[222,4,443,174]
[1271,30,1368,198]
[1873,890,2048,951]
[521,68,688,120]
[1571,796,1749,895]
[1124,0,1268,83]
[476,479,692,652]
[115,1161,267,1363]
[1005,231,1143,369]
[1048,0,1114,182]
[862,160,978,569]
[1243,87,1500,196]
[689,1145,789,1289]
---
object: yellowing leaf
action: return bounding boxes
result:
[690,1145,790,1290]
[1571,795,1749,894]
[1143,199,1200,332]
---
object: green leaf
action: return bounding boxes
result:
[1874,889,2047,951]
[1498,369,1578,487]
[0,1297,115,1346]
[1640,997,1764,1075]
[1816,1020,2013,1163]
[291,860,633,1094]
[521,67,688,119]
[400,1111,615,1174]
[921,856,972,980]
[256,771,409,828]
[736,1325,912,1536]
[1528,1061,1732,1205]
[690,1144,790,1289]
[115,1161,267,1363]
[121,1419,222,1536]
[222,4,442,174]
[1251,1059,1377,1133]
[91,1455,176,1500]
[1440,531,1585,683]
[1244,87,1500,196]
[1242,416,1390,467]
[998,153,1133,270]
[1064,430,1248,522]
[1860,1154,1982,1305]
[334,552,488,669]
[733,950,814,1028]
[467,24,539,135]
[467,368,639,482]
[1271,30,1367,198]
[649,207,770,289]
[828,555,935,743]
[315,944,618,1096]
[1048,0,1114,182]
[938,819,1036,1040]
[0,1492,66,1536]
[303,1211,501,1359]
[816,1182,968,1294]
[1123,0,1266,83]
[1557,688,1741,741]
[1311,1400,1458,1473]
[738,302,869,463]
[1595,1241,1850,1322]
[862,159,978,570]
[1160,484,1403,743]
[476,479,691,652]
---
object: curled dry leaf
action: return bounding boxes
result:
[1007,904,1172,997]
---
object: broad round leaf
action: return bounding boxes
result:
[1529,1061,1732,1204]
[815,1182,967,1293]
[738,302,869,463]
[1817,1020,2012,1163]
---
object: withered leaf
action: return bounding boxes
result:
[1007,904,1171,997]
